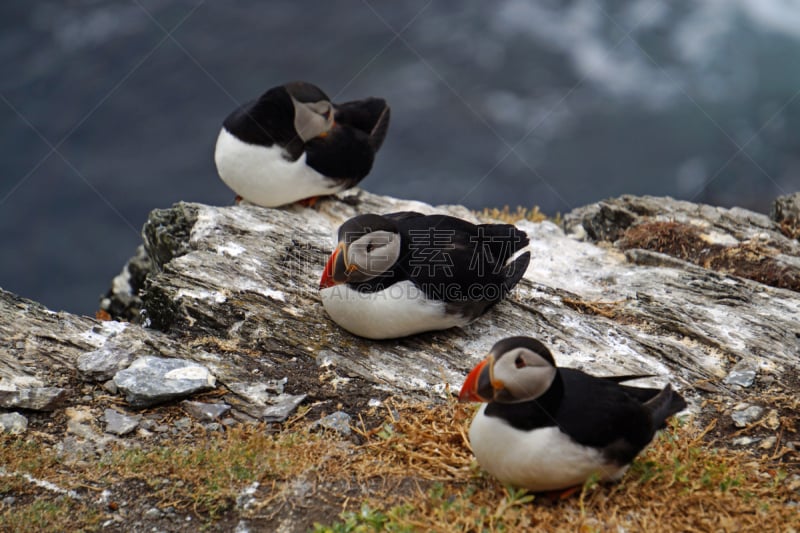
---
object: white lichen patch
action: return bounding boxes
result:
[216,242,246,257]
[176,288,227,304]
[164,366,215,385]
[699,230,739,246]
[79,320,129,348]
[517,220,628,299]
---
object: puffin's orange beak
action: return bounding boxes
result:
[319,242,347,289]
[458,356,500,403]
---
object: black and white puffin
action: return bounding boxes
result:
[319,212,531,339]
[214,81,390,207]
[458,337,687,492]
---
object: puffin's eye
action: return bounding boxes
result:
[514,355,525,369]
[366,243,374,253]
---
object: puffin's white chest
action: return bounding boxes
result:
[320,280,470,340]
[468,404,627,491]
[214,128,343,207]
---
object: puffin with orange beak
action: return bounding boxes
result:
[459,337,686,493]
[214,81,390,207]
[319,212,531,339]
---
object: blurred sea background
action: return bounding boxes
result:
[2,0,800,316]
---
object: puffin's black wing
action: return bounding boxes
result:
[394,215,530,308]
[335,98,391,151]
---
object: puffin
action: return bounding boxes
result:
[319,212,531,339]
[458,337,687,493]
[214,81,390,207]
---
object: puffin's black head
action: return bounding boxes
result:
[459,337,559,404]
[320,214,400,289]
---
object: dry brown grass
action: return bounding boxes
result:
[617,221,800,292]
[476,205,550,224]
[1,397,797,532]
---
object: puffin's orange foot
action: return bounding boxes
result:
[297,196,320,208]
[234,195,243,205]
[544,485,581,501]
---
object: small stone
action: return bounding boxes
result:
[154,424,169,433]
[311,411,352,436]
[143,507,163,520]
[368,398,382,408]
[205,422,222,432]
[731,405,764,427]
[173,417,192,430]
[227,380,287,405]
[759,436,777,450]
[764,409,781,430]
[723,362,757,388]
[0,379,67,411]
[181,400,231,421]
[221,417,237,427]
[113,356,216,408]
[0,412,28,434]
[103,380,118,395]
[732,436,760,446]
[262,394,307,422]
[103,409,140,436]
[3,496,16,506]
[77,339,140,382]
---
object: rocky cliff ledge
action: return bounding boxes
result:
[1,190,798,528]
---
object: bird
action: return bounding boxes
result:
[319,212,531,339]
[214,81,390,207]
[458,336,687,493]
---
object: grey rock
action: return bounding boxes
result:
[732,405,764,427]
[0,381,66,411]
[77,337,144,382]
[262,394,307,423]
[173,417,192,430]
[102,380,118,395]
[732,436,760,446]
[227,381,287,404]
[181,400,231,421]
[2,496,15,506]
[311,411,352,436]
[723,361,757,388]
[103,409,140,436]
[4,191,800,431]
[113,356,216,408]
[0,412,28,434]
[205,422,222,432]
[227,381,305,422]
[143,507,163,520]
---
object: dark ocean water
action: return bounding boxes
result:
[2,0,799,315]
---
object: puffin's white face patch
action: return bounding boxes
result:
[320,280,469,339]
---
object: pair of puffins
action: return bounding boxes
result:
[213,82,686,494]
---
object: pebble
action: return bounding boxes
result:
[103,409,140,436]
[181,400,231,421]
[112,356,216,408]
[311,411,352,436]
[723,362,757,388]
[0,412,28,434]
[759,436,777,450]
[731,405,764,427]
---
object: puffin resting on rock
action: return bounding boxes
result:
[214,81,390,207]
[459,337,687,493]
[319,212,530,339]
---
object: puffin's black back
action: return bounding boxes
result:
[485,369,686,465]
[347,213,530,316]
